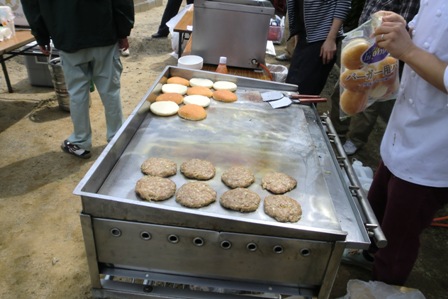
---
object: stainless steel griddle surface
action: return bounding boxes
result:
[97,86,342,233]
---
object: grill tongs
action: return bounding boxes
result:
[261,91,327,109]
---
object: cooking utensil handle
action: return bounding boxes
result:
[298,97,327,103]
[290,94,323,99]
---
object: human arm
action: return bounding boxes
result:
[118,38,129,51]
[112,0,135,39]
[320,0,351,63]
[375,12,448,93]
[21,0,51,55]
[320,18,344,64]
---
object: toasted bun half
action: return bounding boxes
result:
[212,90,238,103]
[155,93,184,105]
[187,86,213,97]
[178,104,207,121]
[167,76,190,86]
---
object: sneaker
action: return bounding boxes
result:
[342,249,374,270]
[120,48,130,57]
[275,53,291,61]
[343,139,358,155]
[61,140,91,159]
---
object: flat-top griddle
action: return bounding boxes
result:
[75,66,383,299]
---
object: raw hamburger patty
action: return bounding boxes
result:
[141,157,177,177]
[176,181,216,208]
[261,172,297,194]
[221,166,255,188]
[220,188,261,212]
[264,195,302,223]
[180,158,216,180]
[135,176,176,202]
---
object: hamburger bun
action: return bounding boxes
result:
[178,104,207,121]
[369,56,399,99]
[375,56,398,84]
[161,83,188,95]
[340,68,375,92]
[212,90,238,103]
[213,81,237,92]
[155,92,184,105]
[183,95,211,107]
[187,86,213,97]
[340,89,369,116]
[150,101,180,116]
[341,38,370,70]
[189,78,214,88]
[167,76,190,86]
[146,92,158,103]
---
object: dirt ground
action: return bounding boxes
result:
[0,3,447,299]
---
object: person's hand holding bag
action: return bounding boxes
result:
[374,11,414,61]
[375,10,447,93]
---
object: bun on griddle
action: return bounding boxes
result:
[178,104,207,121]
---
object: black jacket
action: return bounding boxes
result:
[22,0,134,52]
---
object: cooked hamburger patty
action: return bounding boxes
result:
[221,166,255,188]
[261,172,297,194]
[135,176,176,201]
[180,158,215,180]
[220,188,261,212]
[141,157,177,177]
[176,181,216,208]
[264,195,302,223]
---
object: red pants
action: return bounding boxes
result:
[368,162,448,285]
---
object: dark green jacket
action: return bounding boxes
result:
[22,0,134,52]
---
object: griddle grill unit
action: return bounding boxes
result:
[75,66,386,299]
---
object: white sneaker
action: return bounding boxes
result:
[120,48,130,57]
[343,139,358,155]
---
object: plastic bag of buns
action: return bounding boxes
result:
[339,12,399,117]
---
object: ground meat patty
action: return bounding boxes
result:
[141,157,177,177]
[221,166,255,189]
[175,181,216,208]
[261,172,297,194]
[135,176,176,201]
[180,158,215,180]
[264,195,302,223]
[220,188,261,212]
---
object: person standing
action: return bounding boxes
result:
[22,0,135,159]
[152,0,194,38]
[347,2,448,285]
[285,0,351,95]
[341,0,420,155]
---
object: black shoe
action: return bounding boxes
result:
[61,140,91,159]
[151,32,169,38]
